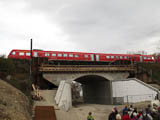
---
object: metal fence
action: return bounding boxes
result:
[125,94,154,104]
[113,94,154,104]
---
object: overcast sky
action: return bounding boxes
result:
[1,0,160,56]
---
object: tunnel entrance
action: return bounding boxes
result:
[75,75,112,104]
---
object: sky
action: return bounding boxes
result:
[1,0,160,56]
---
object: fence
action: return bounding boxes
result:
[113,94,154,105]
[125,94,154,104]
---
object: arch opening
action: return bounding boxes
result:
[74,75,112,104]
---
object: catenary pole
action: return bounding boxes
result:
[29,39,33,94]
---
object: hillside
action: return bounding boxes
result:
[137,63,160,85]
[0,79,32,120]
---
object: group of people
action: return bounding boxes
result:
[87,104,160,120]
[108,104,160,120]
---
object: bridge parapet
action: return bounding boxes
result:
[39,64,136,73]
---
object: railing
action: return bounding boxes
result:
[113,94,154,104]
[39,64,136,72]
[125,94,154,103]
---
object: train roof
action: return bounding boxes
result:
[10,49,154,56]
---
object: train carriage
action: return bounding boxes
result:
[8,49,157,65]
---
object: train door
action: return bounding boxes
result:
[140,56,143,62]
[90,54,94,61]
[95,54,99,61]
[155,56,157,63]
[34,52,38,57]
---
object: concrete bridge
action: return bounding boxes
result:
[38,64,136,104]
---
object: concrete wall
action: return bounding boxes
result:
[112,78,158,103]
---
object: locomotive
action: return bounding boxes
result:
[8,49,160,65]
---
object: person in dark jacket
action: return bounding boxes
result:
[109,109,116,120]
[114,107,119,115]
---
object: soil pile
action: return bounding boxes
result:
[0,79,32,120]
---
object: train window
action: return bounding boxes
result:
[58,53,62,57]
[144,56,147,60]
[106,56,110,59]
[124,56,128,59]
[75,54,79,57]
[84,55,88,58]
[52,53,56,57]
[26,53,30,56]
[111,56,114,59]
[19,52,24,56]
[69,54,73,57]
[120,56,123,59]
[11,51,16,55]
[64,54,67,57]
[116,56,119,59]
[148,57,151,60]
[45,53,49,56]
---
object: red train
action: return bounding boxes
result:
[8,49,160,64]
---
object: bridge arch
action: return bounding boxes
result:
[43,72,129,86]
[74,75,112,104]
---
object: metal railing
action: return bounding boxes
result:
[125,94,154,104]
[39,64,136,72]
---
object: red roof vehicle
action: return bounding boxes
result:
[8,49,157,64]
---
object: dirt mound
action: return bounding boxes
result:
[0,79,32,120]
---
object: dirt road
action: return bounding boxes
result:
[33,90,125,120]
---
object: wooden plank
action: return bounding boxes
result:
[34,106,57,120]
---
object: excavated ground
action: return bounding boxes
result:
[0,79,151,120]
[0,79,32,120]
[33,90,151,120]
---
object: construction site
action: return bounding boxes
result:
[29,57,160,120]
[0,57,160,120]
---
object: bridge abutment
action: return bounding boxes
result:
[42,72,129,104]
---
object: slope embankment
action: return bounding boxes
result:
[0,79,32,120]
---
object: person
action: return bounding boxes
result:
[130,108,138,119]
[146,104,152,115]
[129,105,134,112]
[122,111,131,120]
[137,110,143,120]
[87,112,94,120]
[133,108,138,113]
[150,109,158,120]
[116,114,122,120]
[142,112,152,120]
[114,107,119,115]
[123,106,128,115]
[131,112,138,120]
[153,103,158,111]
[109,109,116,120]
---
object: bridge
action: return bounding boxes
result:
[35,63,137,104]
[39,64,136,72]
